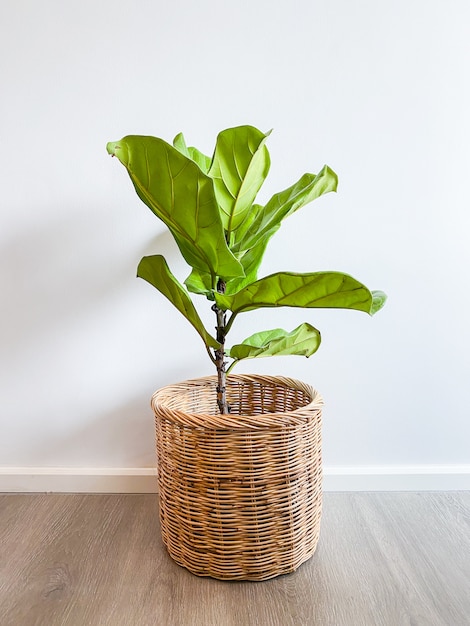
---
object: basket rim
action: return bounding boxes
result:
[151,373,323,430]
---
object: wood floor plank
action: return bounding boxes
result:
[0,492,469,626]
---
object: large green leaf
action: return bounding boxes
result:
[137,255,219,349]
[224,166,338,290]
[107,136,243,280]
[173,133,211,173]
[216,271,383,315]
[228,323,321,361]
[233,166,338,253]
[208,126,271,238]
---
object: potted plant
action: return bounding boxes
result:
[107,125,386,580]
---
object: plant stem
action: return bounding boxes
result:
[213,279,229,414]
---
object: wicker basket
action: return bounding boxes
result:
[151,374,323,581]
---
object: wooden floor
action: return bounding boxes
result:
[0,493,468,626]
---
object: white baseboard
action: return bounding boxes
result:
[0,465,469,493]
[322,465,470,491]
[0,467,158,494]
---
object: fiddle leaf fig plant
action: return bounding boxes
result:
[107,125,386,414]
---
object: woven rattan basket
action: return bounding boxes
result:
[151,374,323,581]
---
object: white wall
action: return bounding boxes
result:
[1,0,469,488]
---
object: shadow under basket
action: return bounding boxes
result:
[151,374,323,581]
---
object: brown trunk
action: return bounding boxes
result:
[213,279,229,414]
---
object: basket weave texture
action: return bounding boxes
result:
[151,374,323,581]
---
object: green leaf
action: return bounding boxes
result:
[185,230,270,297]
[228,323,321,361]
[107,136,243,280]
[224,237,269,294]
[173,133,211,173]
[216,271,378,315]
[184,237,270,298]
[188,146,212,174]
[208,125,271,237]
[172,132,190,156]
[371,290,387,314]
[234,166,338,253]
[184,268,214,299]
[226,166,338,289]
[137,255,219,349]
